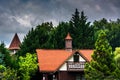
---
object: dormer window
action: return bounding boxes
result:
[74,52,79,62]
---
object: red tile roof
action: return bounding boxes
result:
[65,33,72,39]
[36,49,93,72]
[79,50,93,62]
[9,33,21,50]
[36,49,72,72]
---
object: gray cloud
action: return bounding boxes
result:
[0,0,120,47]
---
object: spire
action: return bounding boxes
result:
[65,33,72,52]
[65,33,72,40]
[9,33,21,50]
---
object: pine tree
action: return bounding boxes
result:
[69,9,94,49]
[18,22,53,56]
[85,30,116,79]
[53,22,69,49]
[0,43,12,67]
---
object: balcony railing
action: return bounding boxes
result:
[67,61,86,71]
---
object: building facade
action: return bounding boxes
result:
[36,33,93,80]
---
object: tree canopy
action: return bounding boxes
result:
[85,30,117,79]
[18,22,53,56]
[0,43,12,67]
[18,9,95,56]
[69,9,94,49]
[18,53,38,80]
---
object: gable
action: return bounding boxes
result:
[67,52,86,62]
[59,51,86,71]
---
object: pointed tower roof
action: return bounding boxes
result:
[65,33,72,40]
[9,33,21,50]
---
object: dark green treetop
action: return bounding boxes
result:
[69,8,94,49]
[17,22,53,56]
[0,42,12,67]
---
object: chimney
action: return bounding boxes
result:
[65,33,72,52]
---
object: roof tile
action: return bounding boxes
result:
[36,49,72,72]
[36,49,93,72]
[9,33,21,50]
[79,50,93,62]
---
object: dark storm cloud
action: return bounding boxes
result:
[0,0,120,47]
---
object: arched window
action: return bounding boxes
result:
[74,52,79,62]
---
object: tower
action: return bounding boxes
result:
[9,33,21,54]
[65,33,72,52]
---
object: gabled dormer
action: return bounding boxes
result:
[59,50,93,71]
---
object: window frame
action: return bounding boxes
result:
[74,52,79,62]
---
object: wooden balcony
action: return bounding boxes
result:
[67,61,86,71]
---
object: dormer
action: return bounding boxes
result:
[65,33,72,52]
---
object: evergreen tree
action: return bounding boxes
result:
[85,30,116,79]
[18,22,53,56]
[0,43,12,67]
[69,9,94,49]
[53,22,69,49]
[93,18,120,50]
[108,21,120,50]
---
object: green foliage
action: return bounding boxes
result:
[17,9,95,56]
[2,67,19,80]
[108,21,120,50]
[93,18,108,30]
[85,30,116,79]
[0,43,6,65]
[18,53,38,80]
[0,53,5,65]
[18,22,53,56]
[0,43,12,67]
[0,65,6,79]
[93,18,120,50]
[114,47,120,68]
[113,47,120,78]
[0,65,19,80]
[0,43,19,80]
[69,9,94,49]
[53,22,70,49]
[0,65,6,72]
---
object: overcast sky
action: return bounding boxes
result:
[0,0,120,47]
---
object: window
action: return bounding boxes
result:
[76,75,80,80]
[76,74,85,80]
[74,52,79,62]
